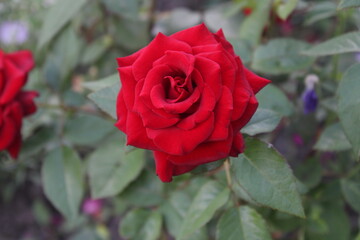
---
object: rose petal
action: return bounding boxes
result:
[115,91,128,132]
[117,50,143,67]
[214,29,236,56]
[151,84,201,114]
[147,113,214,155]
[208,86,233,141]
[118,66,137,109]
[171,23,218,47]
[153,50,195,76]
[135,80,179,129]
[125,111,159,151]
[168,127,234,165]
[0,59,26,104]
[232,95,258,132]
[132,33,192,80]
[229,133,245,157]
[176,85,215,130]
[7,133,21,158]
[0,111,16,149]
[196,50,237,91]
[244,68,271,94]
[6,50,34,72]
[153,151,197,182]
[194,55,222,101]
[16,91,38,116]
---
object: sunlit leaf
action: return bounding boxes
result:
[232,138,304,217]
[302,32,360,56]
[42,147,84,219]
[337,63,360,158]
[119,209,162,240]
[241,108,282,136]
[216,206,272,240]
[177,181,230,240]
[88,145,145,198]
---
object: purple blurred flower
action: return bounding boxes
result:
[0,21,29,45]
[302,89,318,114]
[82,198,102,216]
[302,74,319,114]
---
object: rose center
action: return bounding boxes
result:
[163,75,194,102]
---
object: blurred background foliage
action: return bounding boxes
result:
[1,0,360,239]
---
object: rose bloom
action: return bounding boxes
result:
[0,50,38,158]
[116,24,270,182]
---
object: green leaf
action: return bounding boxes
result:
[239,1,271,47]
[42,147,84,219]
[161,191,208,240]
[337,63,360,158]
[88,82,120,119]
[119,209,162,240]
[341,171,360,213]
[121,170,164,207]
[216,206,272,240]
[38,0,87,48]
[241,108,282,136]
[294,158,322,189]
[64,114,114,145]
[314,123,352,151]
[252,38,314,74]
[338,0,360,9]
[305,201,350,240]
[103,0,140,19]
[83,74,119,92]
[302,32,360,56]
[177,181,230,240]
[304,2,337,25]
[256,84,294,116]
[276,0,299,20]
[231,138,304,217]
[81,37,111,65]
[88,145,145,199]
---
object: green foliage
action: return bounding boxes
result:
[88,82,120,119]
[2,0,360,239]
[338,0,360,9]
[41,146,84,220]
[231,138,304,217]
[241,108,282,136]
[88,144,145,198]
[275,0,298,20]
[256,84,294,116]
[341,169,360,213]
[337,63,360,158]
[239,0,271,47]
[252,38,315,75]
[119,209,162,240]
[38,0,88,48]
[314,123,352,151]
[303,32,360,56]
[177,181,230,240]
[64,114,114,145]
[216,206,272,240]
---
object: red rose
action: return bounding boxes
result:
[115,24,270,182]
[0,50,38,158]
